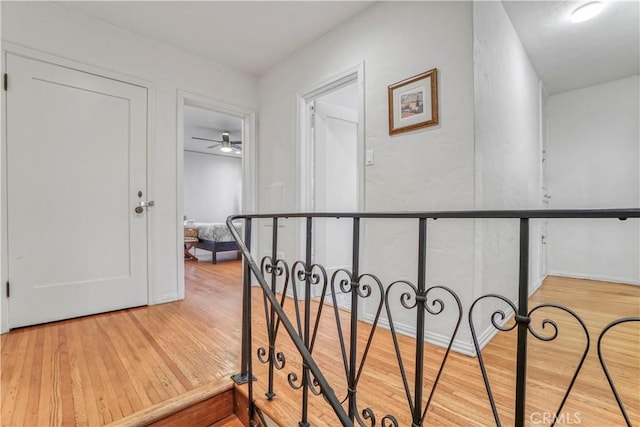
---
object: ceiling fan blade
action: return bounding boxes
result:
[192,136,222,143]
[230,140,242,144]
[207,143,222,149]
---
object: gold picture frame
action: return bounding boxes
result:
[388,68,438,135]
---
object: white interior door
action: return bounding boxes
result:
[313,100,358,307]
[6,53,148,328]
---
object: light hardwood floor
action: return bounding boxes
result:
[1,260,638,426]
[1,260,244,427]
[247,275,639,426]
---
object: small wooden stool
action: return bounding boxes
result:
[184,227,199,261]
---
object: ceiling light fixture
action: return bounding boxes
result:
[571,2,603,23]
[220,142,233,153]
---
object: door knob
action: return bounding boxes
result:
[136,190,154,214]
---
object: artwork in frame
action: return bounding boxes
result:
[388,68,438,135]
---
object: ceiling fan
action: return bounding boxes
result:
[192,131,242,153]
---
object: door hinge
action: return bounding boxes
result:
[6,281,10,298]
[3,74,7,91]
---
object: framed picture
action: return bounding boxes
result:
[388,68,438,135]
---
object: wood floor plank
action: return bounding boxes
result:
[82,318,121,424]
[57,324,77,427]
[23,327,44,427]
[70,319,103,427]
[11,327,37,426]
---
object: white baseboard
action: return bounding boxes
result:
[529,273,547,296]
[548,271,639,286]
[362,297,516,358]
[362,313,478,357]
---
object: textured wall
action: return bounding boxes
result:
[183,151,242,223]
[472,1,544,349]
[547,76,639,284]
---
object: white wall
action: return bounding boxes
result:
[183,151,242,223]
[472,1,545,347]
[1,1,257,331]
[547,76,640,284]
[258,1,477,352]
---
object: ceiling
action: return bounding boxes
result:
[56,1,375,76]
[184,106,243,158]
[503,1,639,94]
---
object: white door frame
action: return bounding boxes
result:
[297,63,365,216]
[176,90,257,298]
[1,42,156,333]
[295,63,365,305]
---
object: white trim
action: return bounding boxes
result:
[529,273,546,296]
[145,84,157,308]
[296,63,365,213]
[362,313,478,357]
[1,50,8,333]
[1,42,153,90]
[548,271,639,286]
[0,43,156,333]
[176,90,258,298]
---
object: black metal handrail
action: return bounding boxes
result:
[227,209,639,426]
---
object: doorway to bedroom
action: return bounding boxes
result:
[180,100,249,296]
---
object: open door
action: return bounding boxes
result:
[311,96,359,307]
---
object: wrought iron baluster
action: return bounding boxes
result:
[412,218,427,427]
[231,218,254,416]
[268,218,278,399]
[515,217,530,427]
[258,256,289,389]
[348,217,361,422]
[381,218,463,426]
[300,217,313,427]
[258,217,291,400]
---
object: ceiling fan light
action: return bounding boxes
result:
[220,146,233,153]
[571,2,603,23]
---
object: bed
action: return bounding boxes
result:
[192,222,242,264]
